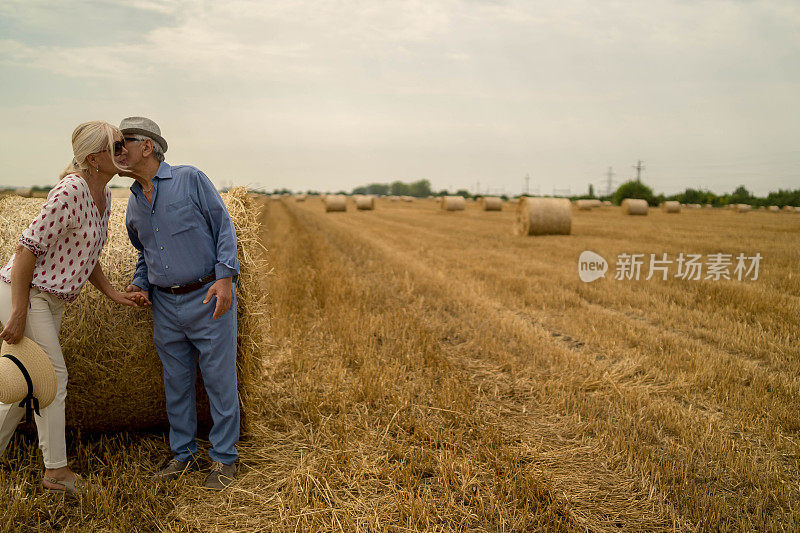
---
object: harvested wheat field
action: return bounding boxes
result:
[2,197,799,532]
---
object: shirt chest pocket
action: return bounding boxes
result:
[167,197,201,235]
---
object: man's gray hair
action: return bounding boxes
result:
[128,134,165,163]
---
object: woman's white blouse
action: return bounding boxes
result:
[0,174,111,302]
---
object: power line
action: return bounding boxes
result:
[633,160,645,182]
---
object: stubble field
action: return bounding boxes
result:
[2,196,799,532]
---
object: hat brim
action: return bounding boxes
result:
[120,128,168,153]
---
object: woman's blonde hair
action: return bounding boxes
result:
[59,121,122,179]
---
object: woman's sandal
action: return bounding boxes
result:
[43,474,85,498]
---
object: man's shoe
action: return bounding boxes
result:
[154,458,198,482]
[204,462,237,490]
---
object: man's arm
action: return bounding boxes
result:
[195,170,239,319]
[126,208,151,293]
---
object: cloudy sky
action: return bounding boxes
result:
[0,0,798,196]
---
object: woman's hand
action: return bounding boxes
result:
[110,290,148,308]
[0,311,27,344]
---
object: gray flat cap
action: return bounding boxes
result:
[119,116,168,153]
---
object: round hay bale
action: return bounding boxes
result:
[356,196,375,210]
[514,197,571,236]
[782,205,795,213]
[324,195,347,212]
[294,194,307,202]
[575,199,595,211]
[401,196,414,202]
[686,203,701,209]
[0,188,267,432]
[441,196,466,211]
[662,201,681,213]
[270,194,282,200]
[704,203,713,209]
[734,204,752,213]
[602,200,612,207]
[621,199,649,215]
[479,197,503,211]
[389,196,400,202]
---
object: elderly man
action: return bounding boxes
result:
[118,117,240,490]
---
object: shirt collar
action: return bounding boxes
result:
[129,161,172,193]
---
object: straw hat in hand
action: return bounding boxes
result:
[0,337,57,422]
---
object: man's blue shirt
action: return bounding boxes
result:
[126,162,239,290]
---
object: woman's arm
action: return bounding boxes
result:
[88,262,148,307]
[0,244,36,344]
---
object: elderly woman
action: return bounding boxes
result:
[0,121,146,497]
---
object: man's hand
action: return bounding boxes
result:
[202,277,232,320]
[125,284,152,306]
[0,311,27,344]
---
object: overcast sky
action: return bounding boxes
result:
[1,0,798,196]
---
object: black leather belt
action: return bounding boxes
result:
[155,273,216,295]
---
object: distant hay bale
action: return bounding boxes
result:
[575,199,594,211]
[686,203,701,209]
[108,188,131,200]
[479,197,503,211]
[324,195,347,212]
[782,206,795,213]
[294,194,307,202]
[602,200,612,207]
[704,203,713,209]
[621,199,649,215]
[401,196,414,202]
[662,201,681,213]
[440,196,466,211]
[355,196,375,210]
[734,204,752,213]
[389,196,400,202]
[0,188,268,432]
[270,194,282,200]
[514,197,571,236]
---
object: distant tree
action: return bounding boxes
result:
[588,184,595,198]
[408,179,432,197]
[455,189,471,198]
[729,185,753,205]
[612,180,656,206]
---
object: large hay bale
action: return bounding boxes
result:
[621,199,649,215]
[440,196,466,211]
[0,188,267,432]
[355,196,375,210]
[479,197,503,211]
[734,204,752,213]
[514,197,571,236]
[324,195,347,212]
[662,201,681,213]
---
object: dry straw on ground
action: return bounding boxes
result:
[621,198,649,215]
[480,196,503,211]
[324,195,347,212]
[441,196,466,211]
[514,197,571,236]
[662,201,681,213]
[355,196,375,210]
[0,188,268,432]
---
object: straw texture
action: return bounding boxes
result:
[480,197,503,211]
[324,195,347,212]
[0,188,268,431]
[441,196,466,211]
[514,197,571,236]
[662,201,681,213]
[621,199,649,215]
